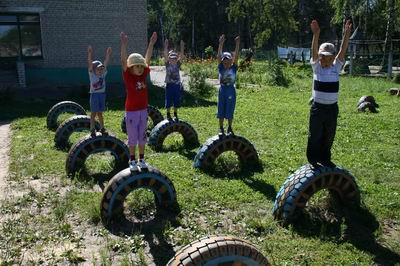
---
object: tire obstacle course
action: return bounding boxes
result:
[100,167,177,224]
[121,105,164,134]
[65,133,129,177]
[167,235,270,266]
[148,119,199,151]
[357,95,379,113]
[47,101,86,130]
[193,134,259,171]
[54,115,100,148]
[273,164,360,225]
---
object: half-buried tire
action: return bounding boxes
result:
[121,105,164,134]
[273,164,360,225]
[100,167,177,224]
[66,133,129,177]
[54,115,100,149]
[47,101,86,130]
[167,235,270,266]
[193,134,259,171]
[148,119,199,151]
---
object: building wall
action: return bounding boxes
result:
[0,0,148,86]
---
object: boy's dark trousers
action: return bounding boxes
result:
[306,102,339,165]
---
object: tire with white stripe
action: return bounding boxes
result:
[100,167,177,224]
[54,115,100,149]
[193,134,259,170]
[148,119,199,151]
[167,235,270,266]
[47,101,86,130]
[273,164,360,225]
[121,105,164,134]
[66,133,129,177]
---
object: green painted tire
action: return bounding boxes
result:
[54,115,100,149]
[167,235,270,266]
[273,164,360,225]
[47,101,86,130]
[65,133,129,177]
[148,119,199,151]
[100,167,177,224]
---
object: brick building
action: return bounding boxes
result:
[0,0,147,89]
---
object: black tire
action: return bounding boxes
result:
[193,134,259,170]
[273,164,360,225]
[47,101,86,130]
[357,101,378,113]
[66,133,129,177]
[100,167,177,224]
[388,88,400,95]
[54,115,100,149]
[121,105,164,134]
[148,119,199,151]
[167,235,270,266]
[357,95,379,108]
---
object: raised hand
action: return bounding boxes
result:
[344,20,352,34]
[106,47,112,55]
[235,36,240,44]
[180,40,185,47]
[310,20,320,34]
[164,39,169,49]
[149,32,158,45]
[219,34,226,44]
[88,45,93,54]
[120,32,128,46]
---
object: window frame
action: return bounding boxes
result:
[0,12,43,60]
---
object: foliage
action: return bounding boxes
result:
[393,73,400,83]
[204,45,214,58]
[187,63,215,98]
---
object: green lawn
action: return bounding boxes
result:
[0,63,399,265]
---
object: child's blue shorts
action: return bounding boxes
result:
[90,92,106,112]
[217,86,236,119]
[165,83,182,109]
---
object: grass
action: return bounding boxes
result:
[0,61,399,265]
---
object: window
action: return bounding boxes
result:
[0,13,42,59]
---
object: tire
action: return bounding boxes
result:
[66,133,129,177]
[100,167,177,224]
[148,119,199,151]
[121,105,164,134]
[167,235,270,266]
[357,101,378,113]
[47,101,86,130]
[357,95,379,108]
[54,115,100,149]
[273,164,360,225]
[388,88,400,95]
[193,134,259,170]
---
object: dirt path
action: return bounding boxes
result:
[0,121,10,201]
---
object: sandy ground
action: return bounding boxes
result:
[0,121,10,201]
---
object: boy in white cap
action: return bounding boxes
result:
[120,31,157,170]
[87,45,112,137]
[307,19,352,168]
[217,34,240,135]
[163,39,185,119]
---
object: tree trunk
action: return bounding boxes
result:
[381,0,394,76]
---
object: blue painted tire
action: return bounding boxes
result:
[167,235,270,266]
[47,101,86,130]
[148,119,199,151]
[193,134,259,170]
[121,105,164,134]
[273,164,360,225]
[65,133,129,177]
[54,115,100,149]
[100,167,177,224]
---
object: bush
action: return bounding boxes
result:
[268,60,290,87]
[393,73,400,84]
[204,46,214,59]
[188,64,215,98]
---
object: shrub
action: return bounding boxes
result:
[204,46,214,59]
[268,60,290,87]
[188,64,215,98]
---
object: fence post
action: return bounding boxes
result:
[387,40,393,79]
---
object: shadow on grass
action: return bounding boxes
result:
[104,204,181,266]
[0,82,215,122]
[291,198,400,265]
